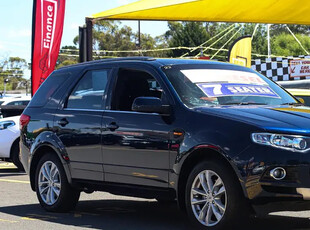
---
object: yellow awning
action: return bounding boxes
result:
[91,0,310,25]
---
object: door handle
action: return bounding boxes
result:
[57,118,69,127]
[107,122,119,131]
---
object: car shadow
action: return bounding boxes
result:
[0,167,26,177]
[0,199,309,230]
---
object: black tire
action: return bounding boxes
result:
[35,153,80,212]
[11,139,24,171]
[185,161,250,230]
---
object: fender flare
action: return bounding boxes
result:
[29,131,72,190]
[175,144,248,199]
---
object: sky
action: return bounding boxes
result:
[0,0,168,78]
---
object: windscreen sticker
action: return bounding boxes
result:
[181,69,267,85]
[197,83,280,98]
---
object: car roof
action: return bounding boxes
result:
[0,96,31,104]
[58,57,251,71]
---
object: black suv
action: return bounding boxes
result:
[20,57,310,229]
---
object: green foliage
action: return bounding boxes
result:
[271,33,310,56]
[90,20,168,57]
[240,24,268,56]
[165,22,210,57]
[271,24,310,36]
[68,21,310,61]
[0,57,29,91]
[56,45,78,68]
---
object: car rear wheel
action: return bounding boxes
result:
[185,161,250,230]
[35,153,80,212]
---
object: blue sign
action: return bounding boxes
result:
[197,83,280,98]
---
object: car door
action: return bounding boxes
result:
[102,64,174,188]
[54,67,111,181]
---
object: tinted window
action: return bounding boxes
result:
[29,71,70,107]
[7,101,25,106]
[0,101,3,105]
[111,69,162,111]
[66,70,108,110]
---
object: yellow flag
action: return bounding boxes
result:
[228,36,252,68]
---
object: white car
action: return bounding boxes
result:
[0,95,31,106]
[0,116,23,170]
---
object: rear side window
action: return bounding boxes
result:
[6,101,28,106]
[29,71,70,107]
[66,70,109,110]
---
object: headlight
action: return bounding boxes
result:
[251,133,309,152]
[0,120,15,130]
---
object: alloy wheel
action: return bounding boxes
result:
[190,169,227,227]
[38,161,61,206]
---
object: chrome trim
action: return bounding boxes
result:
[269,167,286,180]
[251,132,310,153]
[64,108,104,112]
[63,108,161,116]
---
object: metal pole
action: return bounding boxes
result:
[79,26,87,63]
[86,18,93,61]
[138,20,141,48]
[267,24,271,58]
[4,81,6,96]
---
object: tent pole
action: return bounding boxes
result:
[138,20,141,48]
[267,24,271,58]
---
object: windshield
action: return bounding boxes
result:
[163,65,297,108]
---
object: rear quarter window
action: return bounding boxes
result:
[28,70,71,107]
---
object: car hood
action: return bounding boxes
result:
[193,105,310,135]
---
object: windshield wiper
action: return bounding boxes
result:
[281,102,303,106]
[221,102,267,106]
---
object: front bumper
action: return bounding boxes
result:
[235,144,310,210]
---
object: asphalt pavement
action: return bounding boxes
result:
[0,162,309,230]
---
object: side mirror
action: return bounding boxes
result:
[132,97,171,116]
[297,97,305,104]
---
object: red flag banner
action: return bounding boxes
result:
[31,0,66,94]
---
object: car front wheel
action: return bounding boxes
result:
[185,161,250,230]
[35,153,80,212]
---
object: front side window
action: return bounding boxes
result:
[111,69,163,111]
[67,70,109,110]
[163,65,297,108]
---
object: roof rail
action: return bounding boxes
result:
[58,57,156,69]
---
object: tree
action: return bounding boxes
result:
[0,57,29,91]
[73,20,168,58]
[165,22,210,57]
[57,45,78,68]
[271,24,310,36]
[271,33,310,56]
